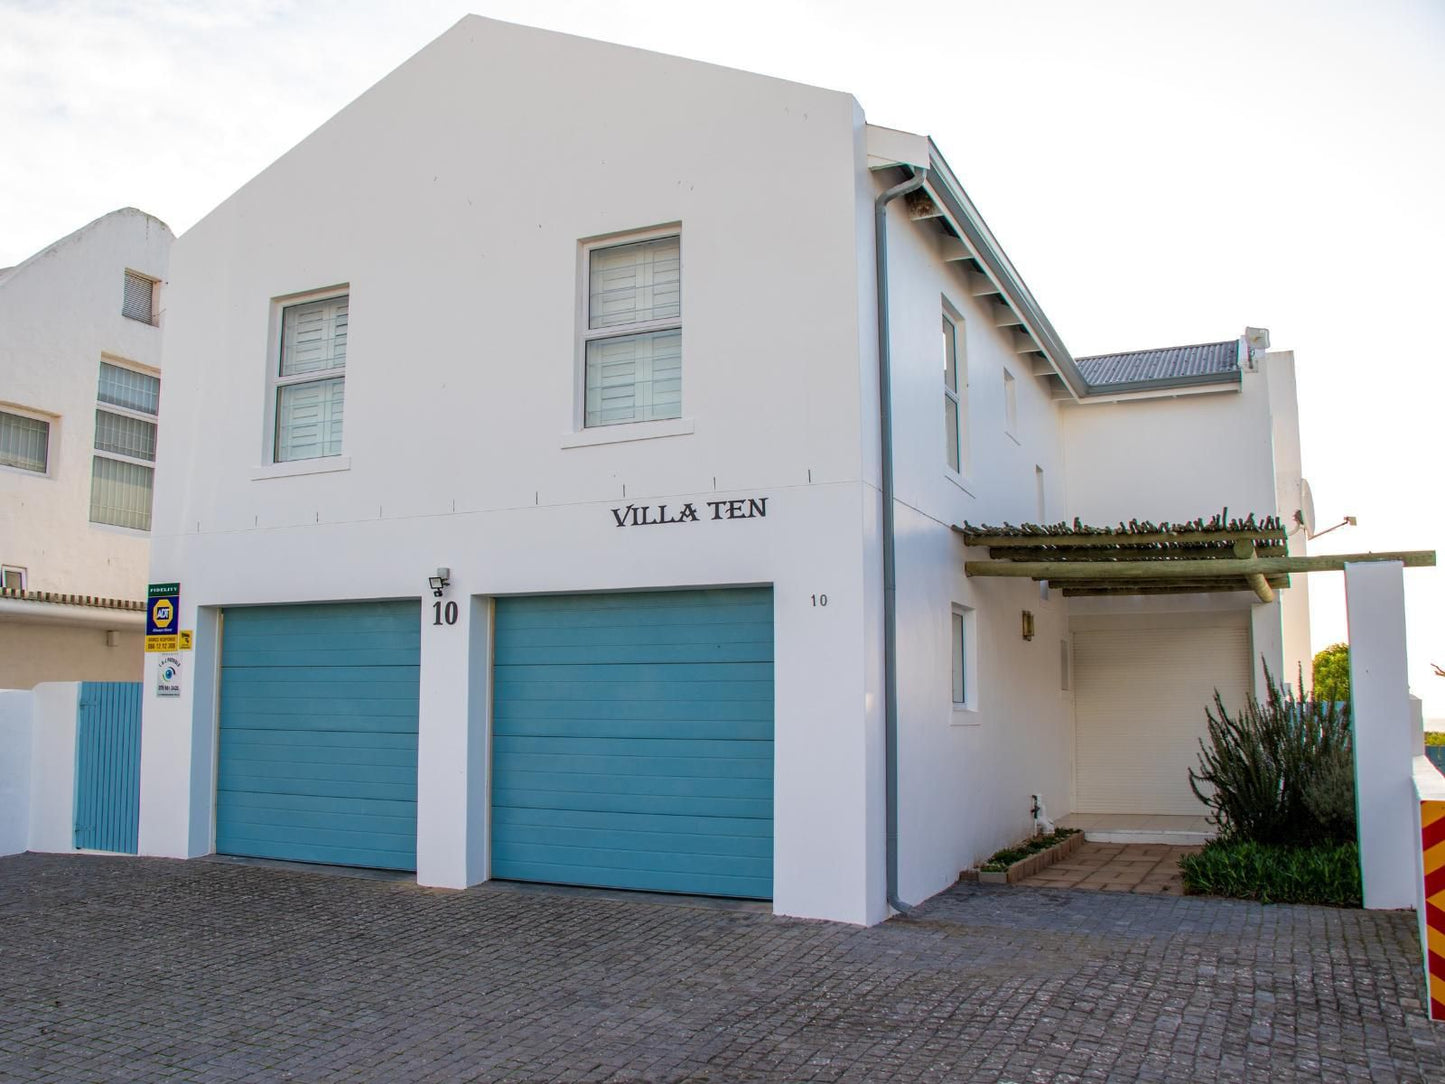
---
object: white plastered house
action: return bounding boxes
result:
[0,209,173,688]
[137,17,1309,925]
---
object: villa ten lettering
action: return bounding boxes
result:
[612,497,768,528]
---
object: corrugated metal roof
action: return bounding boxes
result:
[1076,339,1239,390]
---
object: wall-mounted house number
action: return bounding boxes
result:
[611,497,768,528]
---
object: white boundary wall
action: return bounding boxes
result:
[0,682,81,855]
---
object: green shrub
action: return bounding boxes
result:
[1312,643,1351,703]
[980,828,1079,872]
[1180,839,1361,906]
[1189,665,1354,846]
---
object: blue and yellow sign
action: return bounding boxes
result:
[146,582,181,652]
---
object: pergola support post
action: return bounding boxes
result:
[1344,560,1416,910]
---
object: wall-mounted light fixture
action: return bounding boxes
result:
[1021,610,1035,641]
[428,567,451,597]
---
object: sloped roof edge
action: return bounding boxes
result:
[924,142,1089,399]
[0,207,173,289]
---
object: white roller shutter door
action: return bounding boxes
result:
[1074,621,1252,816]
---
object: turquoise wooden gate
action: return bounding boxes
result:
[217,601,421,871]
[491,587,775,899]
[73,681,142,853]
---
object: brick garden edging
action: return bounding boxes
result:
[975,830,1084,885]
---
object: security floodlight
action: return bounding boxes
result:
[428,567,451,597]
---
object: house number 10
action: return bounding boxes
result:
[432,600,458,625]
[812,594,828,607]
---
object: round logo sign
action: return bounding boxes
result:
[152,598,175,629]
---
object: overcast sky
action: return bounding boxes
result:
[3,0,1443,715]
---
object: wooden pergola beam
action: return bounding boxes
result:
[987,544,1289,562]
[955,527,1287,548]
[965,550,1436,581]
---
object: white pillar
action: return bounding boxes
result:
[414,592,489,889]
[138,605,219,859]
[1345,560,1415,909]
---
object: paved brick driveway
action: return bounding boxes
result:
[2,853,1442,1082]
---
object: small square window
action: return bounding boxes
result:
[0,409,50,473]
[581,233,681,428]
[123,271,157,325]
[1,566,25,591]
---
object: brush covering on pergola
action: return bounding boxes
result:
[955,514,1436,601]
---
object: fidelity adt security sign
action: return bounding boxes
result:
[146,582,180,652]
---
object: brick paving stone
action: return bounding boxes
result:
[1,853,1443,1081]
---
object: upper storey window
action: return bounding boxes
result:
[273,293,348,462]
[582,232,681,428]
[123,270,158,325]
[90,360,159,530]
[0,409,50,474]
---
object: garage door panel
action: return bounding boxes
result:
[493,786,772,820]
[495,735,772,761]
[494,678,773,704]
[494,594,773,627]
[1074,623,1250,816]
[495,819,772,861]
[491,857,767,899]
[220,729,418,754]
[221,789,416,822]
[494,804,772,840]
[218,601,419,871]
[495,699,773,727]
[496,766,772,800]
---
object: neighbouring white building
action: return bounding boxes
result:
[137,17,1310,924]
[0,209,173,688]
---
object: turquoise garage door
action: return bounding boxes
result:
[492,587,774,899]
[217,601,421,871]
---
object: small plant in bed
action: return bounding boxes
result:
[980,828,1079,873]
[1179,840,1361,907]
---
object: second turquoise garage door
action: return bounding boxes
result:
[217,600,421,871]
[491,587,774,899]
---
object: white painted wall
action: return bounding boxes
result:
[27,682,80,854]
[0,621,144,689]
[0,689,33,855]
[0,209,171,603]
[873,183,1074,905]
[1059,349,1310,698]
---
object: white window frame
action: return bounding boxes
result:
[122,269,159,326]
[574,225,685,437]
[90,356,160,532]
[950,603,979,721]
[264,285,349,466]
[0,402,57,477]
[942,301,970,480]
[1003,367,1019,441]
[1,565,26,591]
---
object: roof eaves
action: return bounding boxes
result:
[1077,369,1244,397]
[924,141,1089,400]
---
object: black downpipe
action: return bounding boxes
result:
[876,166,927,916]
